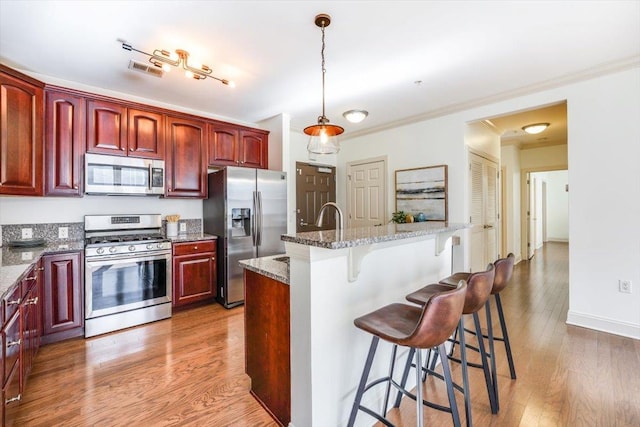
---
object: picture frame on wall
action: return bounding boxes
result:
[395,165,448,221]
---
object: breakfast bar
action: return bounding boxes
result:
[241,222,467,427]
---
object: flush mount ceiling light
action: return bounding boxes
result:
[522,123,550,134]
[304,14,344,155]
[121,42,235,87]
[343,109,368,124]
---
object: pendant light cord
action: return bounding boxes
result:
[321,23,326,120]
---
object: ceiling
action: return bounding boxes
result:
[1,1,638,140]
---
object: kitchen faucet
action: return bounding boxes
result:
[316,202,344,237]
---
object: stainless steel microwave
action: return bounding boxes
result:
[85,153,165,196]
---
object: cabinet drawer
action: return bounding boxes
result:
[173,240,216,256]
[2,285,22,325]
[2,312,21,387]
[2,361,21,424]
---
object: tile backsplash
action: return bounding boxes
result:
[1,218,203,246]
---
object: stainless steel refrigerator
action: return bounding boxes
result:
[204,167,287,308]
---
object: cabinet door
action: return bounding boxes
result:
[86,99,127,155]
[21,282,40,387]
[165,115,207,198]
[208,123,239,166]
[239,129,268,169]
[42,252,84,341]
[45,90,85,196]
[128,108,164,159]
[0,69,44,196]
[173,252,216,307]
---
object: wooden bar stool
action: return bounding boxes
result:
[439,253,517,411]
[402,264,497,426]
[347,281,467,427]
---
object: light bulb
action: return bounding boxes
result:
[320,129,328,144]
[185,70,194,79]
[162,64,171,72]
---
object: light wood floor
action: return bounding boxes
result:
[15,242,640,426]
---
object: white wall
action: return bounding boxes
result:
[336,66,640,339]
[535,170,569,242]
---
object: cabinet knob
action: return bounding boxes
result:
[130,148,134,151]
[74,185,78,189]
[121,147,126,151]
[211,257,215,261]
[194,246,198,250]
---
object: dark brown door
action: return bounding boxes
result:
[127,108,164,159]
[86,99,127,155]
[165,115,207,198]
[45,89,85,196]
[295,162,336,232]
[0,68,44,196]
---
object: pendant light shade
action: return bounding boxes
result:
[305,14,344,154]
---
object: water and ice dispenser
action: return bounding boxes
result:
[231,208,251,237]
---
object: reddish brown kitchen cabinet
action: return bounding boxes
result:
[165,115,208,198]
[21,267,41,387]
[45,89,85,196]
[208,123,268,169]
[86,99,164,159]
[0,65,44,196]
[41,251,84,344]
[172,240,217,308]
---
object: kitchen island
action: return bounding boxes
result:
[241,221,467,427]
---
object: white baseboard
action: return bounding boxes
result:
[566,310,640,339]
[546,238,569,243]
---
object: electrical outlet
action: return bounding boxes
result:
[22,228,33,239]
[58,226,69,239]
[179,222,187,232]
[619,280,632,294]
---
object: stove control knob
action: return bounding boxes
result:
[128,245,136,252]
[109,247,117,253]
[96,248,105,255]
[146,243,154,250]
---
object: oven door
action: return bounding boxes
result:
[85,251,172,320]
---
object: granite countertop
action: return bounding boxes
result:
[239,255,289,284]
[0,240,85,295]
[281,222,468,249]
[168,233,217,243]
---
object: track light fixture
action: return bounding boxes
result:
[121,42,234,87]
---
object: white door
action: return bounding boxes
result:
[347,157,386,228]
[469,152,500,271]
[527,174,536,259]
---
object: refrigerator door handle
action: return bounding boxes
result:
[256,191,263,246]
[252,191,258,247]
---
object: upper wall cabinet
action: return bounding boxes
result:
[45,89,85,196]
[165,115,207,198]
[0,65,44,196]
[86,99,164,159]
[208,123,268,169]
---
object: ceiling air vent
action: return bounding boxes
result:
[128,60,163,78]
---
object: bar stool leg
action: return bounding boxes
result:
[415,348,424,427]
[495,293,517,379]
[456,319,472,427]
[348,336,380,427]
[438,342,461,427]
[393,347,416,408]
[485,298,499,411]
[472,312,498,414]
[382,344,398,415]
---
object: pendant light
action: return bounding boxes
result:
[304,14,344,154]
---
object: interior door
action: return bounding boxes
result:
[527,173,536,259]
[347,158,386,228]
[295,162,336,232]
[469,152,500,271]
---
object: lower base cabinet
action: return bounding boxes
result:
[172,240,217,308]
[244,270,290,426]
[41,251,84,344]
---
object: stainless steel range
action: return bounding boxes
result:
[84,214,172,338]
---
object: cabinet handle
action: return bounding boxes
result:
[8,339,21,347]
[25,275,37,281]
[5,394,21,404]
[7,299,20,306]
[38,267,45,271]
[27,297,39,305]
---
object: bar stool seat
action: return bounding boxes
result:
[348,281,467,427]
[403,264,497,426]
[439,253,517,412]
